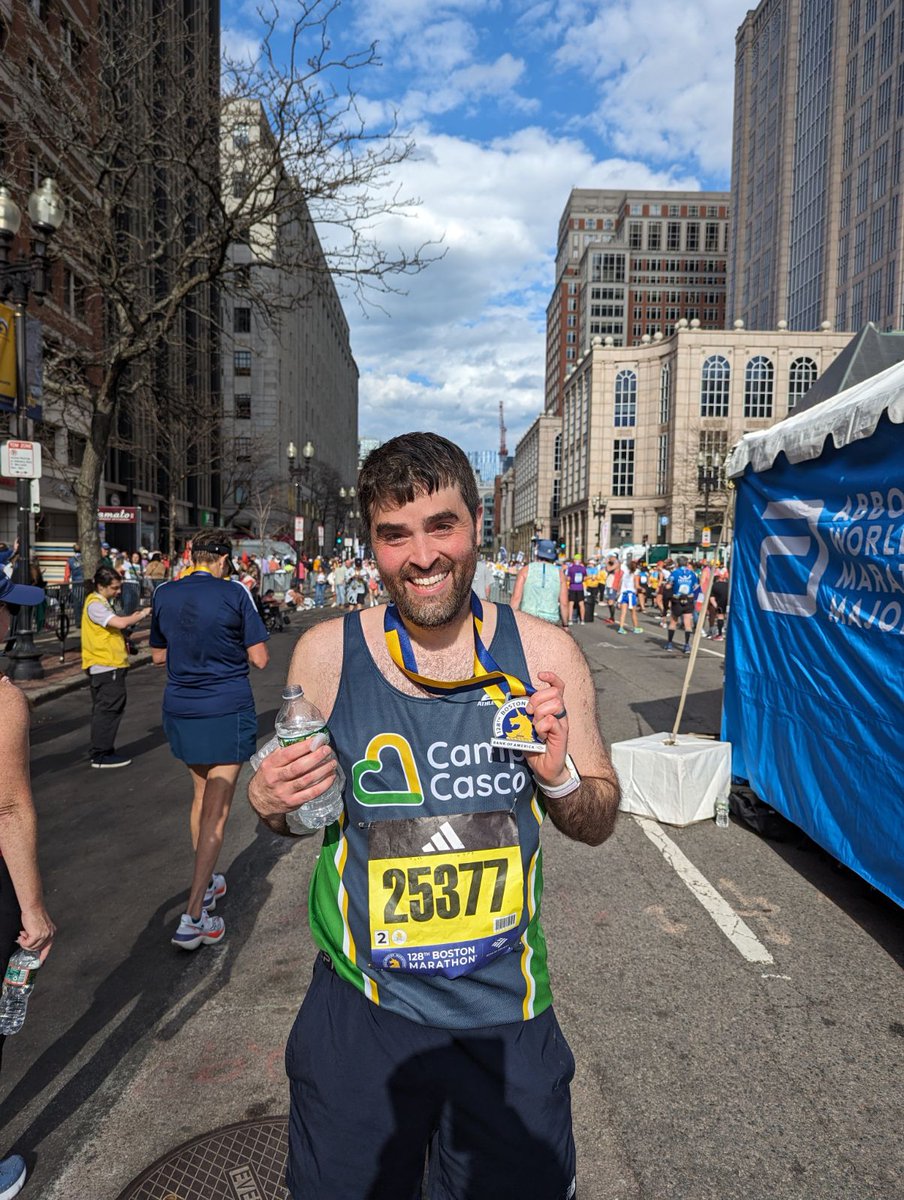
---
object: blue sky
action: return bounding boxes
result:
[222,0,753,454]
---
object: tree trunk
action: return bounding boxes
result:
[167,488,178,565]
[77,402,115,579]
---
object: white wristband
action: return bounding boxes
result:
[538,754,581,800]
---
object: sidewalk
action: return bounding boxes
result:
[6,630,155,706]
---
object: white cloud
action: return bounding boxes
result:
[551,0,751,177]
[345,126,700,449]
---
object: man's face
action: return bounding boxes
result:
[370,485,480,629]
[98,578,122,600]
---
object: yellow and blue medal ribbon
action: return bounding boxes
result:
[384,593,545,751]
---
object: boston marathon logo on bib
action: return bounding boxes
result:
[492,696,545,753]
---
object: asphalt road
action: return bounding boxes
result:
[1,606,901,1199]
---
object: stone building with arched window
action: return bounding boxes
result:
[555,319,851,556]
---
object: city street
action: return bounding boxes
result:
[0,606,901,1200]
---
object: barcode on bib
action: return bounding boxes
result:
[494,913,518,932]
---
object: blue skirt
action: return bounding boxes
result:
[163,709,258,765]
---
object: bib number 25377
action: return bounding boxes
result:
[367,812,524,979]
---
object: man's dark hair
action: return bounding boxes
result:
[93,566,120,588]
[358,433,480,530]
[191,529,233,565]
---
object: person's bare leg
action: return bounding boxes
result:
[186,763,242,919]
[189,765,207,851]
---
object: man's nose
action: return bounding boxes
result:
[408,531,440,567]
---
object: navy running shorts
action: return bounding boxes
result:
[285,955,578,1200]
[163,708,258,765]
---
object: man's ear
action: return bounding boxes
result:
[474,504,483,539]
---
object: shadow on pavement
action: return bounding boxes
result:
[629,689,724,738]
[742,820,904,967]
[0,824,296,1153]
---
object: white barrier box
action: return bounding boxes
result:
[611,733,732,827]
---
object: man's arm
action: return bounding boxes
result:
[0,678,54,957]
[247,618,344,836]
[516,613,620,846]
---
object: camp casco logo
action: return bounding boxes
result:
[756,498,829,618]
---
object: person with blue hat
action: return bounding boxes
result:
[511,539,568,626]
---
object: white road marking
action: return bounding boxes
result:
[698,646,726,659]
[633,816,775,965]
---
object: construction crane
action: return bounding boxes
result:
[498,400,507,469]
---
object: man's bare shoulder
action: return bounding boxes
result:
[512,610,583,670]
[290,615,345,668]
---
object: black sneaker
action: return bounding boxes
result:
[91,753,132,769]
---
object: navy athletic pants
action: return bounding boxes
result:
[286,956,577,1199]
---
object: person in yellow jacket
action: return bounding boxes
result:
[81,566,151,768]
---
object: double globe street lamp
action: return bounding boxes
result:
[0,178,66,680]
[697,449,724,547]
[287,439,314,568]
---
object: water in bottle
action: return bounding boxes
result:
[276,685,346,832]
[715,795,730,829]
[0,948,42,1036]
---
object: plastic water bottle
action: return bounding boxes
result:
[276,685,346,832]
[0,948,42,1035]
[715,795,730,829]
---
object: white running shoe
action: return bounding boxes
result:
[203,873,227,911]
[171,909,225,951]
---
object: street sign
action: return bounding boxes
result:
[0,440,42,479]
[97,506,138,523]
[701,526,712,547]
[294,516,305,542]
[317,523,324,546]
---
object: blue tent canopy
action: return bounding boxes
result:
[723,361,904,908]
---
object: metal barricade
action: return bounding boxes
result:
[43,583,85,662]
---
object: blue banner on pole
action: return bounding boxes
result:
[722,416,904,908]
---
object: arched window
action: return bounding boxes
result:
[659,360,672,423]
[744,356,774,418]
[788,357,818,412]
[614,369,637,427]
[701,355,730,417]
[553,432,562,472]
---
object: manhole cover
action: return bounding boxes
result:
[116,1117,289,1200]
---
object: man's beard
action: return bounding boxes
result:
[381,544,479,629]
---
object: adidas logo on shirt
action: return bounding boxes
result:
[421,821,466,854]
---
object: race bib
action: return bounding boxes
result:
[368,811,524,978]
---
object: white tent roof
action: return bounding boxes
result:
[727,355,904,477]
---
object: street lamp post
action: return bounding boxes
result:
[696,450,723,548]
[287,438,314,570]
[0,179,65,681]
[338,486,356,555]
[592,494,608,554]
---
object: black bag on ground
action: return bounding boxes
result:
[729,785,787,840]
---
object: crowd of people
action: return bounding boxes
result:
[510,545,730,648]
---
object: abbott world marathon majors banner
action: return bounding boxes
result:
[723,370,904,909]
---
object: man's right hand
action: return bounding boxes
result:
[248,734,340,825]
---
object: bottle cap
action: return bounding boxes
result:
[282,684,304,700]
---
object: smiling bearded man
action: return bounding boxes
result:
[248,431,621,1200]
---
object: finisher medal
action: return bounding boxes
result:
[384,592,546,753]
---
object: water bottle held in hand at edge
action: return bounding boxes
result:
[276,684,346,832]
[0,948,42,1036]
